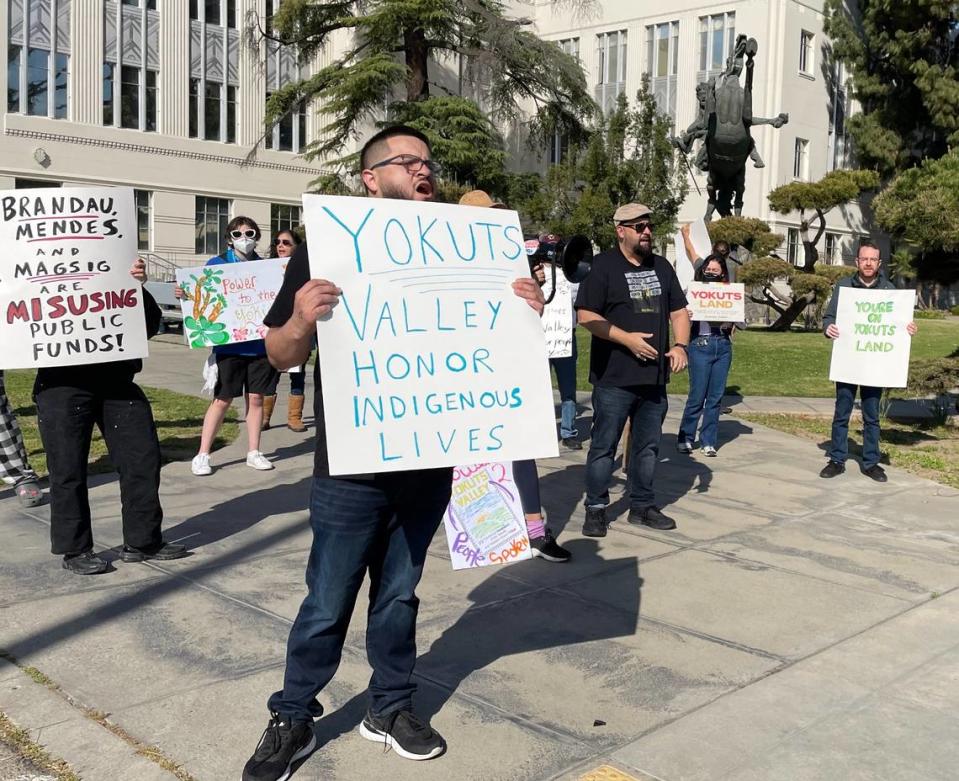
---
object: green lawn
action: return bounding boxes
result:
[571,319,959,397]
[738,412,959,489]
[2,370,238,478]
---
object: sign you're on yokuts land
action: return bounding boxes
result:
[0,187,147,369]
[302,194,558,475]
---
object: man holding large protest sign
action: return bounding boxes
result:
[242,126,545,781]
[820,240,918,482]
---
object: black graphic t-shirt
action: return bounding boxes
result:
[575,248,687,387]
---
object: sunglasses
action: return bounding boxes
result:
[230,229,257,240]
[621,220,652,232]
[275,239,294,247]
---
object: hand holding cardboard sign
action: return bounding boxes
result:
[292,278,341,336]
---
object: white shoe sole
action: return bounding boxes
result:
[274,733,317,781]
[358,722,445,760]
[246,461,274,471]
[191,467,212,476]
[530,548,570,563]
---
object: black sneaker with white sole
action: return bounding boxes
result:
[358,709,446,760]
[242,713,316,781]
[529,530,571,562]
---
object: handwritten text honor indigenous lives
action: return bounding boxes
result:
[828,288,915,389]
[686,282,746,322]
[302,195,559,475]
[0,187,147,369]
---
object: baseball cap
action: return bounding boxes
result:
[613,203,653,223]
[458,190,506,209]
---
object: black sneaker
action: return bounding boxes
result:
[582,506,608,537]
[561,437,583,450]
[242,713,316,781]
[358,709,445,760]
[529,530,571,563]
[119,541,188,563]
[62,551,108,575]
[629,506,677,531]
[862,464,888,483]
[819,460,845,479]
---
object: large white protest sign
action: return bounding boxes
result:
[302,194,558,475]
[686,282,746,322]
[0,186,147,369]
[175,258,285,348]
[541,267,573,358]
[443,462,531,569]
[828,287,915,388]
[673,219,711,292]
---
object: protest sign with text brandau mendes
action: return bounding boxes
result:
[302,194,558,475]
[176,258,285,348]
[829,287,916,388]
[0,186,147,369]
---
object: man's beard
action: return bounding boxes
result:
[635,238,653,257]
[379,182,413,201]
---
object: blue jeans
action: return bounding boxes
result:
[829,382,883,468]
[550,338,578,439]
[678,335,733,449]
[585,384,668,510]
[268,470,452,722]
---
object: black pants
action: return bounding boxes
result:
[35,382,163,555]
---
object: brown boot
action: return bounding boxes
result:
[287,394,307,432]
[261,394,277,430]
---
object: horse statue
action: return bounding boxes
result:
[673,35,789,221]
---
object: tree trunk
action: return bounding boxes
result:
[405,27,429,102]
[768,292,816,331]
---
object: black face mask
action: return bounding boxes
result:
[703,272,723,282]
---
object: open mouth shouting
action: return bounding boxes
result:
[414,178,435,199]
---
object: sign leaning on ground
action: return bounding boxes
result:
[443,462,532,570]
[175,258,286,348]
[828,287,916,388]
[686,282,746,322]
[0,186,147,369]
[302,194,558,475]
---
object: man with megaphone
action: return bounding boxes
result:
[575,203,691,537]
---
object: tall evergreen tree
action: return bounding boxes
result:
[260,0,595,180]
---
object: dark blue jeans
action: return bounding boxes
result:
[678,335,732,449]
[585,384,668,510]
[829,382,883,468]
[269,470,452,722]
[550,338,578,439]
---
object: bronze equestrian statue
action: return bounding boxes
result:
[673,35,788,221]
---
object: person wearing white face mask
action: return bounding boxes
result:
[175,217,279,475]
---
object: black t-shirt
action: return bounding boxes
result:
[575,248,687,387]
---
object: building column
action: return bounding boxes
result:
[72,0,104,126]
[238,0,265,148]
[160,1,190,137]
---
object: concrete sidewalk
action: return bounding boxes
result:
[1,339,957,781]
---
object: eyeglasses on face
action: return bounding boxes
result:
[275,239,294,247]
[369,154,442,176]
[620,220,652,232]
[230,229,257,240]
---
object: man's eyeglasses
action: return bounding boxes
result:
[230,229,257,240]
[275,239,294,247]
[369,154,442,176]
[620,220,652,232]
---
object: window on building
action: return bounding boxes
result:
[195,196,230,255]
[103,0,160,131]
[697,11,735,84]
[266,96,307,152]
[547,38,580,163]
[265,21,310,153]
[646,21,679,121]
[15,177,61,188]
[122,0,156,8]
[828,61,848,170]
[191,0,236,27]
[189,3,240,143]
[824,232,840,265]
[793,137,809,179]
[787,228,800,265]
[799,30,814,75]
[134,189,151,251]
[271,203,301,236]
[7,0,72,119]
[595,30,627,114]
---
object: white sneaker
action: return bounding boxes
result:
[246,450,274,470]
[191,453,212,476]
[676,441,693,454]
[701,445,718,457]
